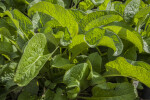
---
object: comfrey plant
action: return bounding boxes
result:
[0,0,150,100]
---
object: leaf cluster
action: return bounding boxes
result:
[0,0,150,100]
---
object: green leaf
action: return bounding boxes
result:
[0,42,13,55]
[104,57,150,87]
[111,1,125,16]
[73,0,81,7]
[0,62,17,83]
[53,88,67,100]
[60,28,72,46]
[23,79,39,95]
[0,19,16,36]
[90,72,106,86]
[44,19,61,29]
[63,0,71,8]
[88,52,102,73]
[143,37,150,53]
[51,54,74,70]
[69,35,89,60]
[84,28,105,48]
[44,89,55,100]
[14,0,29,4]
[134,6,150,19]
[14,33,51,86]
[98,30,123,56]
[124,0,140,23]
[88,82,136,100]
[18,91,37,100]
[104,22,143,53]
[31,12,40,30]
[28,1,78,37]
[99,0,111,10]
[91,0,104,6]
[79,0,94,11]
[84,15,123,31]
[79,11,121,32]
[68,9,86,23]
[12,9,33,37]
[4,10,27,40]
[0,27,14,41]
[124,47,137,61]
[0,2,6,12]
[63,63,90,99]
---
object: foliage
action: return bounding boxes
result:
[0,0,150,99]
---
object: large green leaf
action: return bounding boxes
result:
[98,29,123,56]
[14,33,51,86]
[124,0,140,23]
[84,28,105,48]
[85,82,136,100]
[104,57,150,87]
[79,11,121,31]
[104,22,143,53]
[28,1,78,37]
[84,14,123,31]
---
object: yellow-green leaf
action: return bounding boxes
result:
[28,1,78,37]
[14,33,50,86]
[105,57,150,87]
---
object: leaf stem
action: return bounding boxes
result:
[10,41,23,53]
[96,47,103,56]
[60,47,62,54]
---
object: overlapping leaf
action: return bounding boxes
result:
[84,28,105,48]
[28,1,78,37]
[63,63,90,99]
[104,22,143,53]
[98,29,123,56]
[104,57,150,87]
[88,82,136,100]
[79,11,122,31]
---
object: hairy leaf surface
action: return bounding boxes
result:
[98,30,123,56]
[124,0,140,22]
[84,28,105,48]
[105,57,150,87]
[104,22,143,53]
[14,33,49,86]
[28,1,78,37]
